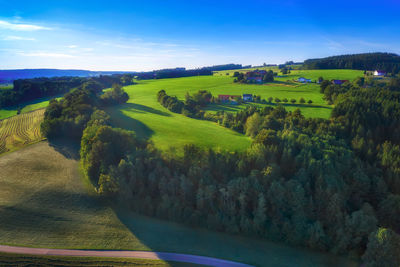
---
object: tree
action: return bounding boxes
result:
[245,112,263,137]
[282,98,288,103]
[263,70,274,83]
[290,99,296,104]
[268,97,273,103]
[362,228,400,267]
[299,98,306,104]
[318,77,324,83]
[307,100,313,104]
[275,97,281,103]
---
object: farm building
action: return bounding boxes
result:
[298,77,311,83]
[374,70,386,76]
[218,94,241,103]
[243,94,253,102]
[246,77,263,83]
[332,80,349,85]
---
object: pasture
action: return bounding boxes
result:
[0,96,57,120]
[0,69,363,152]
[0,141,357,266]
[0,109,44,154]
[111,69,361,151]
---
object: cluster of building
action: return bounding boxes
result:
[218,94,253,104]
[245,70,267,83]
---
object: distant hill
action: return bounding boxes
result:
[303,52,400,74]
[0,69,134,84]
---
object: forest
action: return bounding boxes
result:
[304,53,400,74]
[0,74,135,109]
[40,74,400,266]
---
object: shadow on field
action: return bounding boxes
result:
[123,103,171,117]
[108,107,155,141]
[48,138,81,160]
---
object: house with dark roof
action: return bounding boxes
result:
[243,94,253,102]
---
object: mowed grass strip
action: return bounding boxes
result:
[0,141,357,267]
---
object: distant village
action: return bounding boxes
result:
[218,69,387,105]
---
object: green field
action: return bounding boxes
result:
[0,141,357,266]
[0,96,57,120]
[108,69,362,151]
[0,69,363,152]
[0,84,13,90]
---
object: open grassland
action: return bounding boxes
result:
[0,141,357,267]
[0,84,13,90]
[0,109,44,154]
[0,69,362,152]
[0,96,58,120]
[108,70,361,151]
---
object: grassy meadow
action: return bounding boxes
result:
[0,141,357,266]
[109,69,362,151]
[0,96,57,120]
[0,69,363,153]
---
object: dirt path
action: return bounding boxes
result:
[0,245,253,267]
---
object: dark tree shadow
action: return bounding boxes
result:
[107,107,155,142]
[122,103,171,117]
[48,138,81,160]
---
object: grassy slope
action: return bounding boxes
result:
[0,96,56,120]
[0,69,363,152]
[110,69,361,151]
[106,77,253,152]
[0,141,357,267]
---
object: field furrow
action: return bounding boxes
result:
[0,109,45,155]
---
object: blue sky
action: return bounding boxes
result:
[0,0,399,71]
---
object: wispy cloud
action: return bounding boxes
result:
[18,52,75,58]
[0,20,51,31]
[67,45,78,48]
[3,35,35,41]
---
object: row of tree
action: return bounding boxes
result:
[303,52,400,74]
[156,90,213,118]
[0,74,135,109]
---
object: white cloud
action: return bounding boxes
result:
[0,20,51,31]
[18,52,75,58]
[3,35,35,41]
[67,45,78,48]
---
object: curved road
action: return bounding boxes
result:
[0,245,253,267]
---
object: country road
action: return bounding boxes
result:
[0,245,253,267]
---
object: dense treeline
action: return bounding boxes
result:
[41,70,400,265]
[81,102,399,262]
[157,90,213,118]
[0,74,135,109]
[136,64,244,80]
[41,83,130,140]
[303,53,400,74]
